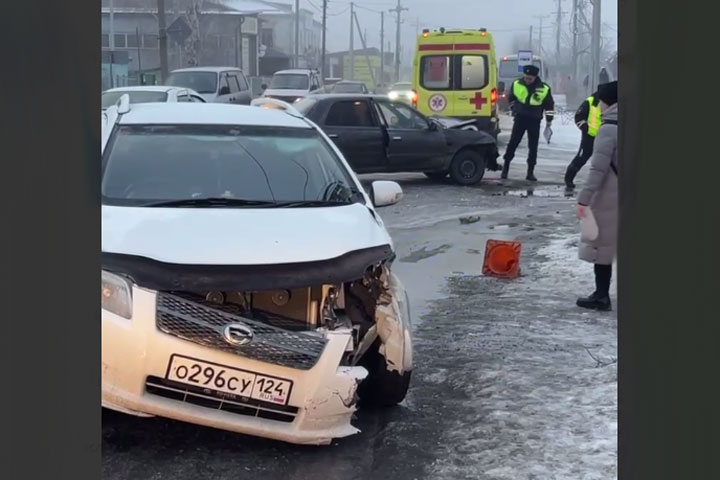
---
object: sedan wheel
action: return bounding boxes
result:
[449,149,486,185]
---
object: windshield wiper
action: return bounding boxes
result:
[270,200,355,208]
[141,197,279,208]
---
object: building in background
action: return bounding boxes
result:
[325,48,395,89]
[258,2,322,75]
[101,0,282,90]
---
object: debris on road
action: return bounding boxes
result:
[459,215,481,224]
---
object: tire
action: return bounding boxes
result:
[424,171,448,180]
[357,342,412,407]
[449,148,487,185]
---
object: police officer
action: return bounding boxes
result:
[501,64,555,181]
[565,91,602,192]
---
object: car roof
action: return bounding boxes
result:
[336,80,364,85]
[103,86,177,93]
[308,93,387,101]
[274,69,313,75]
[171,67,242,73]
[116,103,311,128]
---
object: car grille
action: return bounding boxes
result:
[156,292,327,370]
[145,376,298,423]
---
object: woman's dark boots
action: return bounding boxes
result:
[576,292,612,311]
[577,264,612,311]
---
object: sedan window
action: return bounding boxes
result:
[325,100,375,127]
[376,101,428,130]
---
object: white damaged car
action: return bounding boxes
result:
[101,96,412,445]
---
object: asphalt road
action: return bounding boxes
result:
[102,117,617,480]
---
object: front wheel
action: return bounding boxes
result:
[449,149,487,185]
[357,342,412,407]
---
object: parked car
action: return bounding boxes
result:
[294,94,500,185]
[101,86,205,110]
[101,96,413,446]
[387,82,416,105]
[261,69,322,103]
[165,67,253,104]
[330,80,369,94]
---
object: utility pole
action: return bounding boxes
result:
[157,0,168,83]
[590,0,602,91]
[294,0,300,68]
[389,0,408,82]
[528,24,533,50]
[572,0,579,86]
[380,11,385,87]
[321,0,328,79]
[353,12,377,87]
[533,15,549,57]
[554,0,565,62]
[109,0,115,87]
[349,2,354,80]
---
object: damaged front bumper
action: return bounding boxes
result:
[102,286,368,445]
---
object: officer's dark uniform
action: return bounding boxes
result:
[565,92,601,189]
[501,65,555,182]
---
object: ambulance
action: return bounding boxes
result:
[412,28,500,138]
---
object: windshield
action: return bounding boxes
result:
[333,83,365,93]
[102,125,360,207]
[102,91,168,109]
[270,74,309,90]
[499,60,542,78]
[166,71,218,94]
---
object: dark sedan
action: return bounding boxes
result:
[294,94,499,185]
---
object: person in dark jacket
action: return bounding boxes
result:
[564,91,601,192]
[501,64,555,182]
[576,81,618,311]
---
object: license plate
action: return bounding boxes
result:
[165,354,293,405]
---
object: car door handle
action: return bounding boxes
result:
[392,136,402,141]
[328,134,339,139]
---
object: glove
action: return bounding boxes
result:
[543,125,553,144]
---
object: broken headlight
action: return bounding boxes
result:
[102,270,133,319]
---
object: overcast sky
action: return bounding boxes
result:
[299,0,617,59]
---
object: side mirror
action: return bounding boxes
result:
[428,120,439,131]
[498,81,505,94]
[261,83,267,90]
[219,86,231,95]
[371,181,403,207]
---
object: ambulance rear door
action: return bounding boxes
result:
[452,44,493,119]
[416,48,455,117]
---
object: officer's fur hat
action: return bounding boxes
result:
[523,64,540,76]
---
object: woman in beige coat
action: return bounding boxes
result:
[576,81,618,311]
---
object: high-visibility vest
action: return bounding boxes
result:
[512,80,550,106]
[587,95,602,137]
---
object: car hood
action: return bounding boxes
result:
[102,203,392,265]
[263,89,309,98]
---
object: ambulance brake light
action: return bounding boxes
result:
[491,88,498,105]
[411,89,418,107]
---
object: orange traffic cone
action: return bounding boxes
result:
[482,239,522,279]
